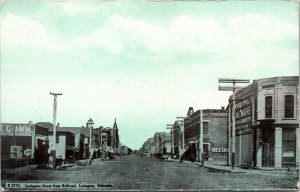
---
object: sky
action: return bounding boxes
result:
[0,0,299,150]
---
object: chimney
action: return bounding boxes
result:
[221,106,225,111]
[57,123,60,127]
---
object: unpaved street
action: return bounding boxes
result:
[2,155,298,190]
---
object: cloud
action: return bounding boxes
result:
[72,13,297,59]
[77,14,232,54]
[48,0,105,17]
[2,13,68,50]
[3,11,297,61]
[227,13,298,48]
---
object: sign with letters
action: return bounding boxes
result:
[10,146,23,159]
[212,148,228,153]
[24,149,32,156]
[0,124,33,136]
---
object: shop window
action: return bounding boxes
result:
[203,122,208,134]
[284,95,294,118]
[282,128,296,167]
[265,96,273,118]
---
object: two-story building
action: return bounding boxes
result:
[184,107,228,163]
[228,76,299,169]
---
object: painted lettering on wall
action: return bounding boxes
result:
[0,124,33,134]
[235,96,253,131]
[212,148,228,153]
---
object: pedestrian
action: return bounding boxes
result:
[191,153,195,163]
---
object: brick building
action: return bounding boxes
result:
[228,76,299,169]
[184,107,228,163]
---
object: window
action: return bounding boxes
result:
[203,122,208,134]
[56,135,59,143]
[284,95,294,118]
[265,96,273,118]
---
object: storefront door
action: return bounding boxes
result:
[203,144,209,161]
[262,143,274,167]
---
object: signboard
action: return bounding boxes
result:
[24,149,32,156]
[11,146,22,153]
[283,148,295,157]
[235,95,253,132]
[0,124,33,136]
[283,151,294,157]
[1,136,32,160]
[10,146,23,159]
[10,151,23,159]
[212,148,228,153]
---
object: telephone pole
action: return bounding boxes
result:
[218,78,249,170]
[177,117,186,153]
[50,92,62,169]
[166,124,174,159]
[199,110,204,166]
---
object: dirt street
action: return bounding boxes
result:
[2,154,298,191]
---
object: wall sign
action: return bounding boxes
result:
[24,149,32,156]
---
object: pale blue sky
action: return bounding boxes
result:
[1,0,298,149]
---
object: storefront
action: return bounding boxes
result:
[282,127,296,168]
[229,76,299,169]
[184,107,228,163]
[0,123,48,168]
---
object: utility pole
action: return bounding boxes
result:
[50,92,62,170]
[87,118,94,164]
[29,121,35,165]
[199,110,204,166]
[177,117,186,153]
[100,126,102,159]
[218,78,249,170]
[166,124,174,159]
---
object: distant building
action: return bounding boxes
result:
[172,120,184,159]
[162,133,171,154]
[228,76,299,169]
[120,145,132,155]
[153,132,169,156]
[121,145,129,155]
[139,137,155,156]
[48,129,75,161]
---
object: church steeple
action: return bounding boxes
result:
[113,117,118,130]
